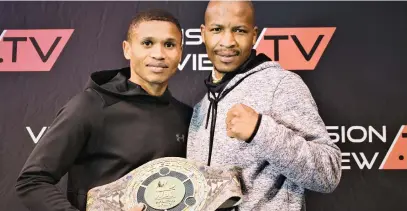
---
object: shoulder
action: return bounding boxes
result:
[56,88,105,120]
[170,97,193,120]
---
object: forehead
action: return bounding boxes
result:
[132,20,181,41]
[205,2,253,26]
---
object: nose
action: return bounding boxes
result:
[219,31,237,48]
[150,44,165,60]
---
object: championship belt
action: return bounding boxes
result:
[86,157,243,211]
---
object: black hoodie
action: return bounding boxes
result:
[15,67,192,211]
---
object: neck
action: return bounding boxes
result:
[212,69,225,83]
[129,74,167,96]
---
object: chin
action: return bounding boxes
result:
[146,77,168,85]
[215,64,239,73]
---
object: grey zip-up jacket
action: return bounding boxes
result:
[187,61,341,211]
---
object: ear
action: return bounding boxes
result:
[123,40,131,60]
[252,26,258,46]
[200,24,206,44]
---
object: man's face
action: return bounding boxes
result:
[202,2,257,73]
[123,20,182,85]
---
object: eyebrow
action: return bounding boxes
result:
[232,26,249,30]
[209,24,223,28]
[209,24,248,29]
[165,38,177,43]
[140,36,154,41]
[140,37,179,43]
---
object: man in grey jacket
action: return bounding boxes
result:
[186,1,342,210]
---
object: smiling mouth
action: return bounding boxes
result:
[215,50,239,63]
[216,54,238,63]
[146,64,168,73]
[146,64,168,68]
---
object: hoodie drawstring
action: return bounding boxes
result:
[203,70,262,166]
[205,89,220,166]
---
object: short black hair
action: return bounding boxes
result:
[126,9,182,42]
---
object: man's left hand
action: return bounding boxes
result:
[226,103,259,141]
[126,203,146,211]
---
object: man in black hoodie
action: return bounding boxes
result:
[15,9,192,211]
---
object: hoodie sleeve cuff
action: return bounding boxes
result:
[249,114,280,152]
[245,114,263,143]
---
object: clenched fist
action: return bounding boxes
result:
[226,103,260,141]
